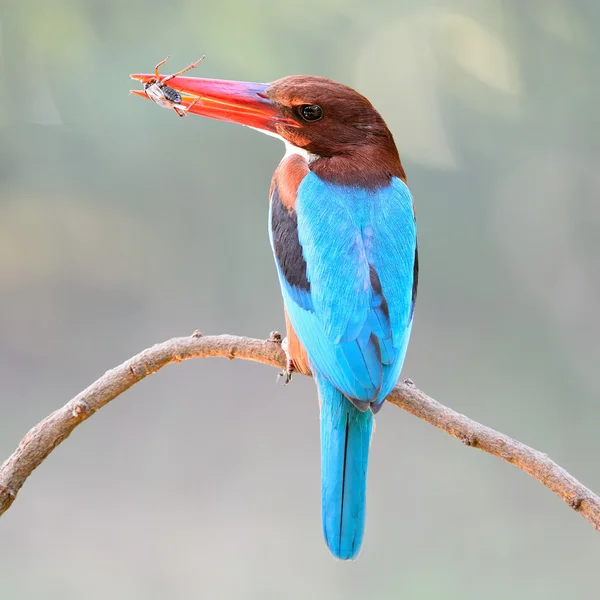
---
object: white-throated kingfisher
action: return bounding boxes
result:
[130,71,418,560]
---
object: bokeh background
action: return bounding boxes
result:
[1,0,599,598]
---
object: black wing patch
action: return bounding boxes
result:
[271,184,311,293]
[412,244,419,306]
[369,265,390,320]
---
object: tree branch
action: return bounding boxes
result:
[1,332,599,532]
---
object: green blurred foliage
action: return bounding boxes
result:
[1,0,599,598]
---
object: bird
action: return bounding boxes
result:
[130,70,418,560]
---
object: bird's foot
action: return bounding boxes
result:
[278,358,295,385]
[276,336,295,385]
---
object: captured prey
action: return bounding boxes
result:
[131,56,204,117]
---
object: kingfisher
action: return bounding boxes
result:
[130,70,418,560]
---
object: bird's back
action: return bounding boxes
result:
[270,168,416,410]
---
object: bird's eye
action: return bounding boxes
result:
[298,104,323,122]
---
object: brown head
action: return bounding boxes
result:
[130,72,406,186]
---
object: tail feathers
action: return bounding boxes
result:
[319,377,373,560]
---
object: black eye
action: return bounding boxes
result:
[298,104,323,122]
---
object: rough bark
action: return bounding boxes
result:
[1,332,599,532]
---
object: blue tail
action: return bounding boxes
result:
[318,377,373,560]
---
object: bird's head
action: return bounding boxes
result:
[130,73,404,183]
[263,76,399,159]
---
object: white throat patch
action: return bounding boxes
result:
[283,141,315,162]
[248,126,318,164]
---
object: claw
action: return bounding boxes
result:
[277,358,295,385]
[276,336,295,385]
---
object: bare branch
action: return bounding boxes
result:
[1,332,599,533]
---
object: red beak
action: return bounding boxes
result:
[130,74,298,133]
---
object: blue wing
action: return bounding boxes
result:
[269,173,417,408]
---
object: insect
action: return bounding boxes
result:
[142,56,205,117]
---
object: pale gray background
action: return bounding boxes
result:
[1,0,599,598]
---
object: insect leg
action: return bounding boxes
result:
[186,95,202,111]
[162,56,205,83]
[154,56,171,79]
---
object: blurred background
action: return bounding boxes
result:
[1,0,599,598]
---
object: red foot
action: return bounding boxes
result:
[278,358,295,385]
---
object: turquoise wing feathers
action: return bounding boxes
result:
[270,173,417,408]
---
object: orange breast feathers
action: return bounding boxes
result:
[284,309,312,376]
[269,153,310,210]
